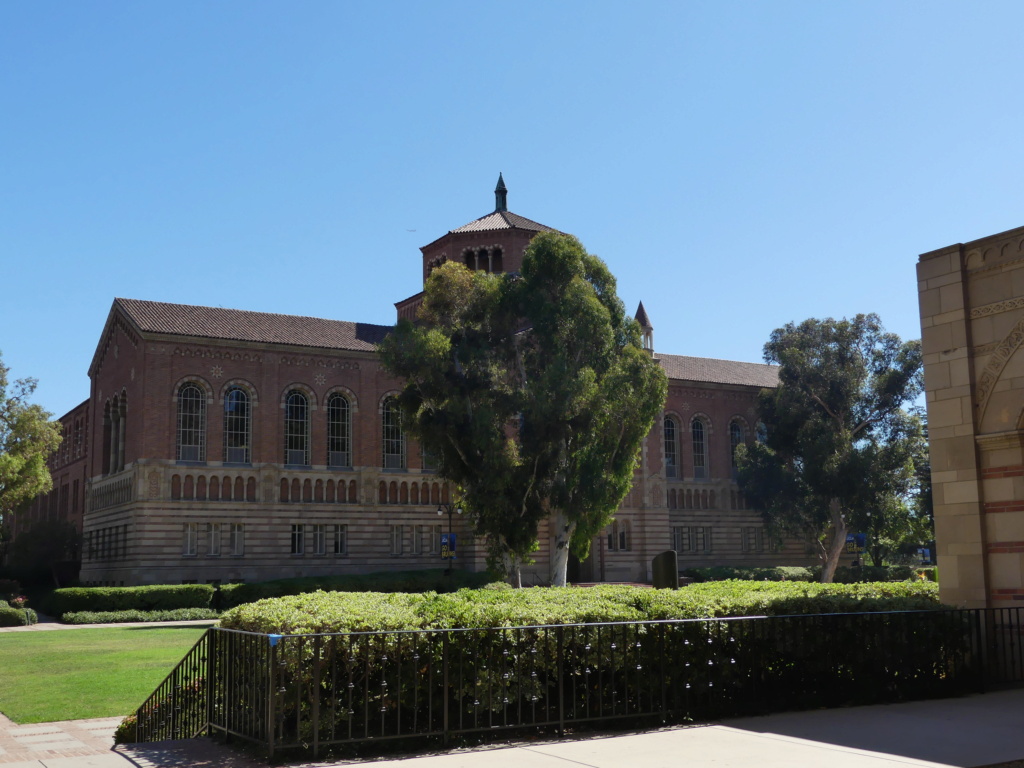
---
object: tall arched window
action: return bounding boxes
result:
[691,417,708,480]
[284,390,310,466]
[663,416,679,479]
[176,383,206,462]
[382,396,405,469]
[224,387,251,463]
[327,393,351,468]
[729,420,744,480]
[756,421,768,444]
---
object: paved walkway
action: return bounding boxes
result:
[0,690,1021,767]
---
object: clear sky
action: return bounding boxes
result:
[4,1,1024,416]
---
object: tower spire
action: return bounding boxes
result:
[494,172,508,212]
[635,301,654,353]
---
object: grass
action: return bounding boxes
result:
[0,625,212,723]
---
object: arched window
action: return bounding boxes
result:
[176,383,206,462]
[691,417,708,480]
[284,390,310,466]
[326,393,351,468]
[382,396,405,469]
[663,416,679,479]
[223,387,251,464]
[729,420,744,480]
[756,421,768,444]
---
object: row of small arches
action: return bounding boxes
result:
[280,478,359,503]
[171,474,256,502]
[667,488,750,511]
[378,480,453,506]
[668,488,717,510]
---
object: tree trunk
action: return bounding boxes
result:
[819,497,847,583]
[550,510,575,587]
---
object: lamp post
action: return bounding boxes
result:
[437,502,462,575]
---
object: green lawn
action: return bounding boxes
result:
[0,625,212,723]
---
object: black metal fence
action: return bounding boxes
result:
[130,608,1024,759]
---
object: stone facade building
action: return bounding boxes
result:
[24,178,809,586]
[919,225,1024,607]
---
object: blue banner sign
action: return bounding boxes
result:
[845,533,866,554]
[440,533,457,560]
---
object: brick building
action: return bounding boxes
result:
[24,177,810,586]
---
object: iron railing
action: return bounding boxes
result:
[129,607,1024,759]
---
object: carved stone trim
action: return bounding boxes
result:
[970,297,1024,319]
[976,316,1024,418]
[976,430,1024,452]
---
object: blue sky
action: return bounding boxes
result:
[4,2,1024,416]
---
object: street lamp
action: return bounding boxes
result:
[437,502,462,574]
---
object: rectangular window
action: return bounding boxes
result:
[183,523,198,557]
[672,525,690,553]
[291,524,305,555]
[694,526,712,553]
[333,524,348,556]
[207,522,221,556]
[430,524,441,554]
[742,526,764,553]
[618,522,630,551]
[230,523,244,556]
[391,524,404,556]
[312,524,326,556]
[413,525,425,555]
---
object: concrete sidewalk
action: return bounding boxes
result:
[1,689,1020,768]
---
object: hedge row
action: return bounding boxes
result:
[0,605,38,627]
[61,608,220,625]
[217,569,493,609]
[46,584,214,615]
[220,580,943,635]
[682,565,936,583]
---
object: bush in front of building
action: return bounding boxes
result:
[217,569,495,610]
[683,565,930,584]
[0,604,38,626]
[219,580,943,635]
[45,584,215,617]
[61,608,219,625]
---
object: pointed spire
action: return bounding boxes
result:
[635,301,653,330]
[494,173,508,212]
[635,302,654,353]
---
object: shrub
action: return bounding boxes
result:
[0,578,22,602]
[220,580,943,634]
[0,605,37,627]
[61,608,219,625]
[684,565,926,584]
[217,569,494,609]
[46,584,214,616]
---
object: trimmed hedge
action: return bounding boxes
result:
[61,608,220,625]
[682,565,930,584]
[220,580,943,635]
[0,605,38,627]
[218,569,494,609]
[46,584,214,616]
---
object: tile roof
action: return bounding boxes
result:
[658,353,778,388]
[115,299,391,352]
[450,210,556,234]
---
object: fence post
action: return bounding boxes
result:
[442,631,450,746]
[557,625,565,737]
[267,635,278,760]
[205,629,214,737]
[312,634,322,759]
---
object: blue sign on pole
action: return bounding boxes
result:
[440,533,457,560]
[845,533,867,554]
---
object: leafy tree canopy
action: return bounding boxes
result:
[0,352,62,525]
[736,314,925,582]
[379,232,667,585]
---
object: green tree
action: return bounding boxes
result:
[736,314,923,582]
[0,353,62,527]
[380,232,667,586]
